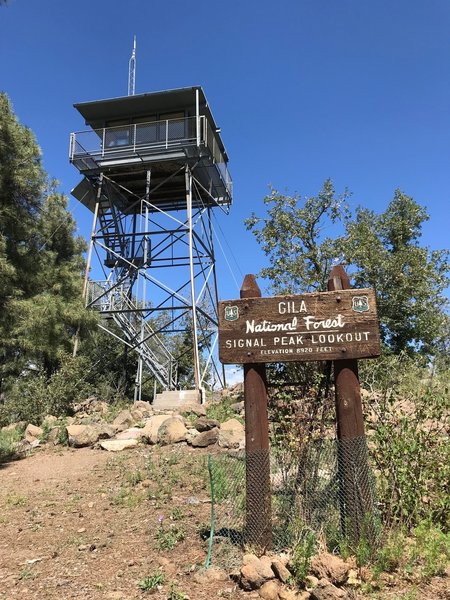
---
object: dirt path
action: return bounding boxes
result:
[0,445,246,600]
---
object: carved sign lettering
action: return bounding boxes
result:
[219,289,381,364]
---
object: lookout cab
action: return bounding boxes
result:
[70,87,232,403]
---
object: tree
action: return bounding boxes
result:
[0,94,93,386]
[245,179,350,293]
[345,190,450,355]
[10,190,96,375]
[0,93,46,384]
[246,182,449,356]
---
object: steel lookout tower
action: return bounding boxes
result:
[69,86,232,404]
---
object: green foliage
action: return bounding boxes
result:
[289,529,317,585]
[155,524,186,551]
[0,426,23,462]
[371,521,450,583]
[167,582,189,600]
[138,570,165,592]
[361,354,450,530]
[246,181,449,356]
[206,396,241,423]
[0,354,93,426]
[345,190,450,355]
[246,179,349,293]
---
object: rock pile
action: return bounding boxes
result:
[234,552,352,599]
[1,398,246,455]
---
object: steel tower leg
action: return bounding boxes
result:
[186,166,201,396]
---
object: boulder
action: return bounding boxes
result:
[194,417,220,432]
[271,558,291,583]
[47,427,61,444]
[191,427,219,447]
[185,428,201,444]
[218,418,245,449]
[139,415,171,444]
[182,404,206,417]
[305,575,319,591]
[258,580,280,600]
[132,400,153,417]
[240,564,265,591]
[66,424,114,448]
[25,423,43,442]
[310,553,349,586]
[111,409,134,432]
[99,439,139,452]
[115,427,144,440]
[157,417,187,445]
[310,579,348,600]
[130,407,145,422]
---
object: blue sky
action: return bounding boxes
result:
[1,0,450,302]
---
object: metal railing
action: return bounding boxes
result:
[69,116,232,199]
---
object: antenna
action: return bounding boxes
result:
[128,35,136,96]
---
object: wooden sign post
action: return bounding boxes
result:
[240,275,272,550]
[327,265,375,544]
[218,267,380,548]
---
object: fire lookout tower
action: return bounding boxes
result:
[69,86,232,402]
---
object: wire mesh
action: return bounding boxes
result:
[208,436,379,567]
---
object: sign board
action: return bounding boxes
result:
[219,288,381,364]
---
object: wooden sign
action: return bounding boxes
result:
[219,288,380,364]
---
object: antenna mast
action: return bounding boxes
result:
[128,35,136,96]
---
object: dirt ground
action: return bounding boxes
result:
[0,444,247,600]
[0,445,448,600]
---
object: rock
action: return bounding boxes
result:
[258,556,276,580]
[346,569,360,586]
[279,590,309,600]
[191,427,219,447]
[240,555,275,587]
[1,421,26,432]
[139,415,170,444]
[310,553,349,585]
[230,401,244,412]
[73,397,108,416]
[240,564,265,591]
[258,580,280,600]
[14,439,32,455]
[67,425,94,447]
[111,410,134,432]
[309,579,348,600]
[47,427,61,444]
[305,575,319,591]
[157,417,187,444]
[193,567,228,584]
[185,428,200,444]
[130,408,145,422]
[271,558,291,583]
[43,415,58,425]
[218,418,245,449]
[25,423,43,442]
[182,404,206,417]
[66,424,113,448]
[99,439,139,452]
[115,427,144,440]
[132,400,153,416]
[194,417,220,432]
[96,423,116,439]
